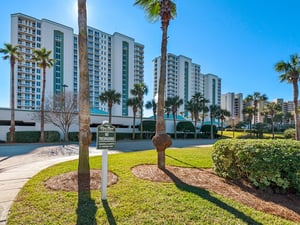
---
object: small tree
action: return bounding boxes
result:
[145,99,157,120]
[165,96,183,138]
[131,83,148,139]
[0,43,23,143]
[262,102,282,139]
[275,54,300,140]
[99,90,121,124]
[34,92,77,142]
[32,47,55,142]
[127,97,139,140]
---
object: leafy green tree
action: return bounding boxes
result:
[165,96,183,138]
[99,90,121,124]
[0,43,23,143]
[135,0,176,168]
[77,0,91,179]
[263,102,282,139]
[127,97,139,140]
[130,83,148,139]
[275,54,300,140]
[145,99,157,120]
[32,47,54,142]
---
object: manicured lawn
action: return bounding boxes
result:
[7,147,296,225]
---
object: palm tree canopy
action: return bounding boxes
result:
[131,83,148,99]
[145,99,157,111]
[165,96,183,113]
[127,97,140,111]
[0,43,23,62]
[275,54,300,83]
[99,90,121,106]
[134,0,176,22]
[32,47,55,69]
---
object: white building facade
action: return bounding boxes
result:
[10,13,144,117]
[153,54,221,118]
[221,92,244,121]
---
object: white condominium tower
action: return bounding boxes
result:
[221,92,244,121]
[10,13,144,116]
[153,53,221,117]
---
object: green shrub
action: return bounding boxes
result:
[200,124,217,137]
[212,139,300,193]
[7,131,60,143]
[176,121,195,132]
[284,128,295,139]
[141,120,156,132]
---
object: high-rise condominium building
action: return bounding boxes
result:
[221,92,244,121]
[10,13,144,116]
[153,53,221,118]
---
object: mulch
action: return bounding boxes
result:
[45,165,300,223]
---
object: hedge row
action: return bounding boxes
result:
[212,139,300,193]
[7,131,60,143]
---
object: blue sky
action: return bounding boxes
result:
[1,0,300,110]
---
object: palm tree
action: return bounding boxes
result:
[200,97,210,127]
[77,0,91,178]
[190,93,205,138]
[145,99,157,120]
[130,83,148,139]
[165,96,183,139]
[99,90,121,124]
[135,0,176,169]
[127,97,139,140]
[243,106,255,132]
[185,99,198,138]
[216,109,230,137]
[209,105,221,139]
[32,47,54,142]
[275,54,300,140]
[245,92,268,125]
[0,43,23,143]
[263,102,282,139]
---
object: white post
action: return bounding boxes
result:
[101,149,108,200]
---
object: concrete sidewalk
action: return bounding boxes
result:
[0,139,216,225]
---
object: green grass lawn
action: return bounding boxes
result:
[7,147,296,225]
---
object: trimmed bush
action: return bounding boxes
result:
[212,139,300,193]
[284,128,295,139]
[176,121,195,132]
[200,124,217,138]
[141,120,156,132]
[7,131,60,143]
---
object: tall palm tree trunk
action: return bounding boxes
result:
[293,81,300,140]
[78,0,91,175]
[152,15,172,169]
[140,108,143,139]
[10,58,15,143]
[173,112,176,139]
[108,105,112,124]
[40,67,46,142]
[132,112,136,140]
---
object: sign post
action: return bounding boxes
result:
[96,123,116,200]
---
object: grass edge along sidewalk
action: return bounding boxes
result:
[7,147,297,225]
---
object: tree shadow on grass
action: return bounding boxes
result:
[162,168,263,225]
[166,154,197,167]
[76,173,97,225]
[102,200,117,225]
